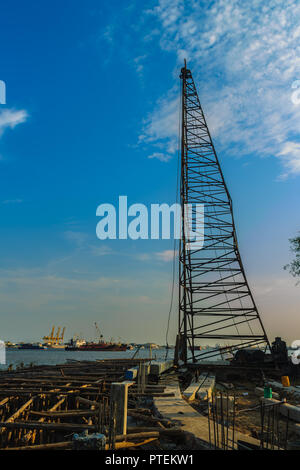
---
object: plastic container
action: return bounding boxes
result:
[281,376,290,387]
[264,386,272,398]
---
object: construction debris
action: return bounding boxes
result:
[1,355,299,451]
[196,374,216,400]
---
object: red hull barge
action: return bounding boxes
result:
[66,342,127,351]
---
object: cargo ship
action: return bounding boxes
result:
[72,342,127,352]
[18,343,47,350]
[65,323,127,351]
[189,345,202,351]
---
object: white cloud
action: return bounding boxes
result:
[135,253,151,261]
[63,232,115,257]
[148,152,172,162]
[89,245,113,257]
[63,231,88,247]
[0,108,28,136]
[143,0,300,178]
[133,55,147,76]
[277,141,300,178]
[102,24,114,44]
[2,199,23,204]
[250,274,300,343]
[155,249,177,262]
[136,250,177,263]
[139,95,179,155]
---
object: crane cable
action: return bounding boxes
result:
[165,88,181,360]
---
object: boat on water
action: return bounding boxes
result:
[46,344,66,350]
[5,342,18,350]
[65,323,127,351]
[18,343,47,350]
[71,342,127,351]
[65,340,127,351]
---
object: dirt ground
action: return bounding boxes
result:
[192,377,300,448]
[135,372,300,450]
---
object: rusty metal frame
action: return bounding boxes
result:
[178,61,270,363]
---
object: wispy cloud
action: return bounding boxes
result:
[133,54,147,77]
[102,24,114,44]
[63,230,88,247]
[277,142,300,179]
[63,217,83,228]
[63,231,114,257]
[89,245,113,257]
[143,0,300,178]
[0,108,28,137]
[155,249,177,262]
[148,152,172,162]
[139,94,179,156]
[135,253,151,261]
[1,198,23,204]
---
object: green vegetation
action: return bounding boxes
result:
[284,235,300,281]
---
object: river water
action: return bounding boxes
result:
[0,347,173,370]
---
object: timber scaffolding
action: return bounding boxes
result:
[0,358,192,450]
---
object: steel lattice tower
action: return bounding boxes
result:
[178,61,270,364]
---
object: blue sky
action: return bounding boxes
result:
[0,0,299,344]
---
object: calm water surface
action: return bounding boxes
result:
[0,348,173,370]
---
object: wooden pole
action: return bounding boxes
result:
[110,382,130,435]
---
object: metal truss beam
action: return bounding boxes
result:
[178,61,270,364]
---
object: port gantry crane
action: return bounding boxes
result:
[94,322,104,342]
[43,326,65,346]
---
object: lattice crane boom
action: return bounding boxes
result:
[178,61,270,364]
